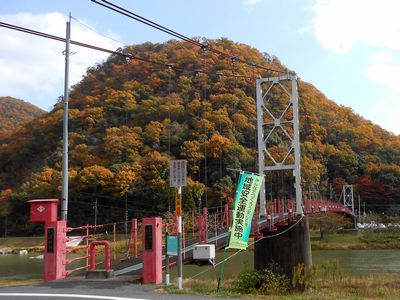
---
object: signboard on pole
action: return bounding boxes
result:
[167,235,178,256]
[175,194,182,216]
[169,160,187,187]
[228,173,264,250]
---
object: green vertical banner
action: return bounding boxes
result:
[228,173,264,250]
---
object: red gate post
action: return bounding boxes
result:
[142,217,162,284]
[28,199,66,281]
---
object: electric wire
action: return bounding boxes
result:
[187,215,304,280]
[91,0,288,75]
[0,21,256,80]
[71,199,167,214]
[91,0,203,47]
[70,15,124,46]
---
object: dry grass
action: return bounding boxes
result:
[162,273,400,299]
[312,273,400,299]
[0,278,42,287]
[310,231,400,250]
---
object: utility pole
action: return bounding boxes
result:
[177,186,183,290]
[363,202,366,221]
[125,192,128,246]
[4,216,7,238]
[358,194,361,223]
[169,160,186,290]
[94,198,98,230]
[61,14,71,221]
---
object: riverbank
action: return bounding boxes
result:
[0,236,44,254]
[164,272,400,299]
[2,230,399,253]
[310,230,400,250]
[0,235,136,254]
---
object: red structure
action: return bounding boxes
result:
[89,240,111,271]
[197,208,208,244]
[28,199,66,281]
[141,217,162,284]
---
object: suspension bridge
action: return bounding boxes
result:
[1,0,360,289]
[59,198,354,279]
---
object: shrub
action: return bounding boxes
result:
[233,263,290,295]
[233,270,264,293]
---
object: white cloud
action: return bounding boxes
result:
[364,52,400,92]
[0,12,122,110]
[362,52,400,134]
[243,0,264,5]
[311,0,400,53]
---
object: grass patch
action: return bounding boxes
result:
[361,231,400,244]
[0,236,44,253]
[0,278,42,287]
[310,230,400,250]
[163,272,400,299]
[0,236,44,248]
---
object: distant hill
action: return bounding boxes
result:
[0,96,45,138]
[0,39,399,234]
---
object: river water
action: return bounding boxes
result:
[1,249,400,280]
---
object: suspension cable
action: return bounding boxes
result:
[91,0,288,75]
[0,21,255,80]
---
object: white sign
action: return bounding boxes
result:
[169,160,187,187]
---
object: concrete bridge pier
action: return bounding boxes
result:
[254,216,312,279]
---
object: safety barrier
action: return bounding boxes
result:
[89,240,111,271]
[64,224,106,276]
[124,218,138,259]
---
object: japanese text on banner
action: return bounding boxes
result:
[228,173,263,250]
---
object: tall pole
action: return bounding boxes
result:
[61,14,71,221]
[125,192,128,248]
[256,78,266,217]
[4,216,7,238]
[177,186,183,289]
[94,198,98,231]
[363,202,366,221]
[291,73,303,215]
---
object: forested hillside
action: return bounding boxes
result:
[0,96,45,140]
[0,39,399,234]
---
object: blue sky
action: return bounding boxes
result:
[1,0,399,134]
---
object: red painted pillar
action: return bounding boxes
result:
[28,199,66,281]
[133,218,138,259]
[203,207,208,243]
[142,217,162,284]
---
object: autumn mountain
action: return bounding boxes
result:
[0,96,45,140]
[0,39,399,233]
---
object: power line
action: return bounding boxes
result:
[0,21,256,80]
[71,198,166,214]
[91,0,203,47]
[70,15,124,46]
[91,0,288,75]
